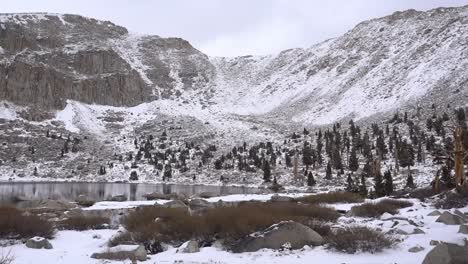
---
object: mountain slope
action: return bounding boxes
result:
[209,6,468,126]
[0,6,467,183]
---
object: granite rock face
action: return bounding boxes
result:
[0,13,213,110]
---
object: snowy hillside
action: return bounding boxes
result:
[1,6,468,184]
[1,6,468,131]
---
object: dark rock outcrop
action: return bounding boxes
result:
[0,13,214,110]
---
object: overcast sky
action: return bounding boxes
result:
[2,0,468,56]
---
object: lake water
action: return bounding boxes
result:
[0,182,264,205]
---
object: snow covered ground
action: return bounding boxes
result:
[2,195,467,264]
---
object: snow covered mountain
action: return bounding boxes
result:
[0,6,468,181]
[1,6,468,130]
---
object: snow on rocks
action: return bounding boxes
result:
[232,221,324,253]
[458,225,468,234]
[422,241,468,264]
[177,240,200,254]
[408,245,425,253]
[25,237,53,249]
[91,244,147,261]
[435,211,467,225]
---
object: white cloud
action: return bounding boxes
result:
[2,0,468,56]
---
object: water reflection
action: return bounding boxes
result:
[0,182,262,205]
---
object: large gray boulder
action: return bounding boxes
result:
[91,245,147,261]
[75,195,96,207]
[270,194,295,203]
[459,225,468,234]
[427,210,442,216]
[177,240,200,253]
[422,242,468,264]
[436,212,466,225]
[188,199,214,211]
[107,195,127,202]
[162,200,188,209]
[408,245,424,253]
[232,221,323,253]
[198,192,218,199]
[25,237,53,249]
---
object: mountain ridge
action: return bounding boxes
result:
[1,6,468,131]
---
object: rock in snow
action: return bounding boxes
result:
[25,237,53,249]
[232,221,323,253]
[91,245,147,261]
[408,246,425,253]
[422,242,468,264]
[436,212,466,225]
[459,225,468,234]
[177,240,200,253]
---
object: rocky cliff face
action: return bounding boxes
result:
[0,13,213,109]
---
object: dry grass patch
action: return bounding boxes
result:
[298,191,364,204]
[350,199,413,217]
[327,226,396,253]
[122,202,339,245]
[0,207,54,239]
[57,216,110,231]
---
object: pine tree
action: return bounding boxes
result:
[285,153,292,168]
[383,170,393,195]
[98,166,106,175]
[302,146,313,169]
[325,161,332,179]
[406,173,415,189]
[398,139,414,175]
[373,170,385,197]
[129,171,138,181]
[349,147,359,172]
[359,174,368,197]
[346,173,354,192]
[263,161,271,182]
[163,164,172,180]
[307,171,316,186]
[332,146,343,171]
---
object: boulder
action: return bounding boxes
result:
[25,237,53,249]
[198,192,218,199]
[453,210,467,219]
[408,246,425,253]
[413,228,426,234]
[162,200,188,209]
[430,240,440,246]
[143,192,171,200]
[76,195,96,207]
[91,245,147,261]
[17,199,76,210]
[144,192,186,201]
[436,212,466,225]
[422,242,468,264]
[232,221,323,253]
[188,199,214,211]
[458,225,468,234]
[270,194,295,203]
[177,240,200,253]
[215,200,238,208]
[427,210,442,216]
[108,195,127,202]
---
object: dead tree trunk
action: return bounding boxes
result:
[453,127,465,186]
